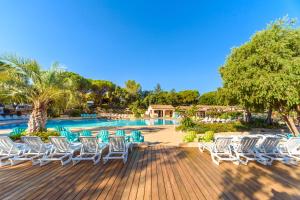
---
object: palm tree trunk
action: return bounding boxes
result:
[27,102,47,133]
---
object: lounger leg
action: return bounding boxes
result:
[198,144,205,153]
[39,159,50,166]
[93,154,100,165]
[123,155,128,164]
[211,154,220,165]
[61,154,72,166]
[0,158,11,167]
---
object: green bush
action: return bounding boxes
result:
[219,112,243,119]
[9,131,26,141]
[242,118,283,129]
[177,117,195,131]
[199,131,215,142]
[30,131,60,142]
[183,130,197,142]
[68,109,82,117]
[191,121,249,134]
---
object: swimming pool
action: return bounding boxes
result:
[0,118,177,130]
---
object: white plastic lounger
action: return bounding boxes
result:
[232,136,260,165]
[40,136,81,166]
[103,136,130,164]
[11,136,53,165]
[255,135,283,165]
[207,136,238,165]
[72,136,107,165]
[199,141,214,153]
[0,136,28,166]
[277,137,300,164]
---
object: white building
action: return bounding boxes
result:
[145,105,175,118]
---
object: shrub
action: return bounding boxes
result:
[191,121,249,134]
[199,131,214,142]
[183,130,197,142]
[242,118,283,129]
[177,117,195,131]
[68,109,82,117]
[29,131,60,142]
[9,131,26,141]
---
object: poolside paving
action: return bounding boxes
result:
[0,146,300,200]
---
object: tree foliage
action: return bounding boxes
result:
[220,17,300,135]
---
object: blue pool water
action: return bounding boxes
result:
[0,118,177,130]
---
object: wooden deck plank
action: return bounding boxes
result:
[42,163,94,200]
[107,147,140,199]
[1,163,68,200]
[143,145,152,200]
[135,147,148,200]
[162,146,190,200]
[127,148,145,200]
[171,147,206,200]
[72,161,114,200]
[185,148,240,200]
[80,160,119,200]
[105,148,140,200]
[157,145,175,200]
[0,147,299,200]
[160,146,183,200]
[22,163,87,200]
[86,159,123,200]
[154,146,167,200]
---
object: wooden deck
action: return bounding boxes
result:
[0,146,300,200]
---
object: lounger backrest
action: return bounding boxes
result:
[115,130,126,136]
[236,136,260,153]
[0,136,20,154]
[260,136,281,153]
[109,136,126,152]
[49,137,70,153]
[286,138,300,154]
[21,136,47,153]
[213,137,233,153]
[80,130,92,137]
[97,130,109,143]
[79,136,98,153]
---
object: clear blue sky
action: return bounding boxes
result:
[0,0,299,93]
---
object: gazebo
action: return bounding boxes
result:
[145,105,175,118]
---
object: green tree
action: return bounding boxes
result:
[198,91,219,105]
[0,55,74,132]
[178,90,200,105]
[154,83,162,93]
[124,80,141,104]
[89,80,116,107]
[220,17,300,135]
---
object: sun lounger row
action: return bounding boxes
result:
[199,134,300,166]
[81,113,97,118]
[0,135,132,167]
[55,127,144,144]
[201,117,235,123]
[0,114,29,121]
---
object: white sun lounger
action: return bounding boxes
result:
[255,135,283,165]
[232,136,260,165]
[103,136,130,164]
[0,136,28,166]
[199,136,238,165]
[39,136,81,166]
[72,136,107,165]
[10,136,53,165]
[277,137,300,164]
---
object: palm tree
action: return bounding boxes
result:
[0,55,72,133]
